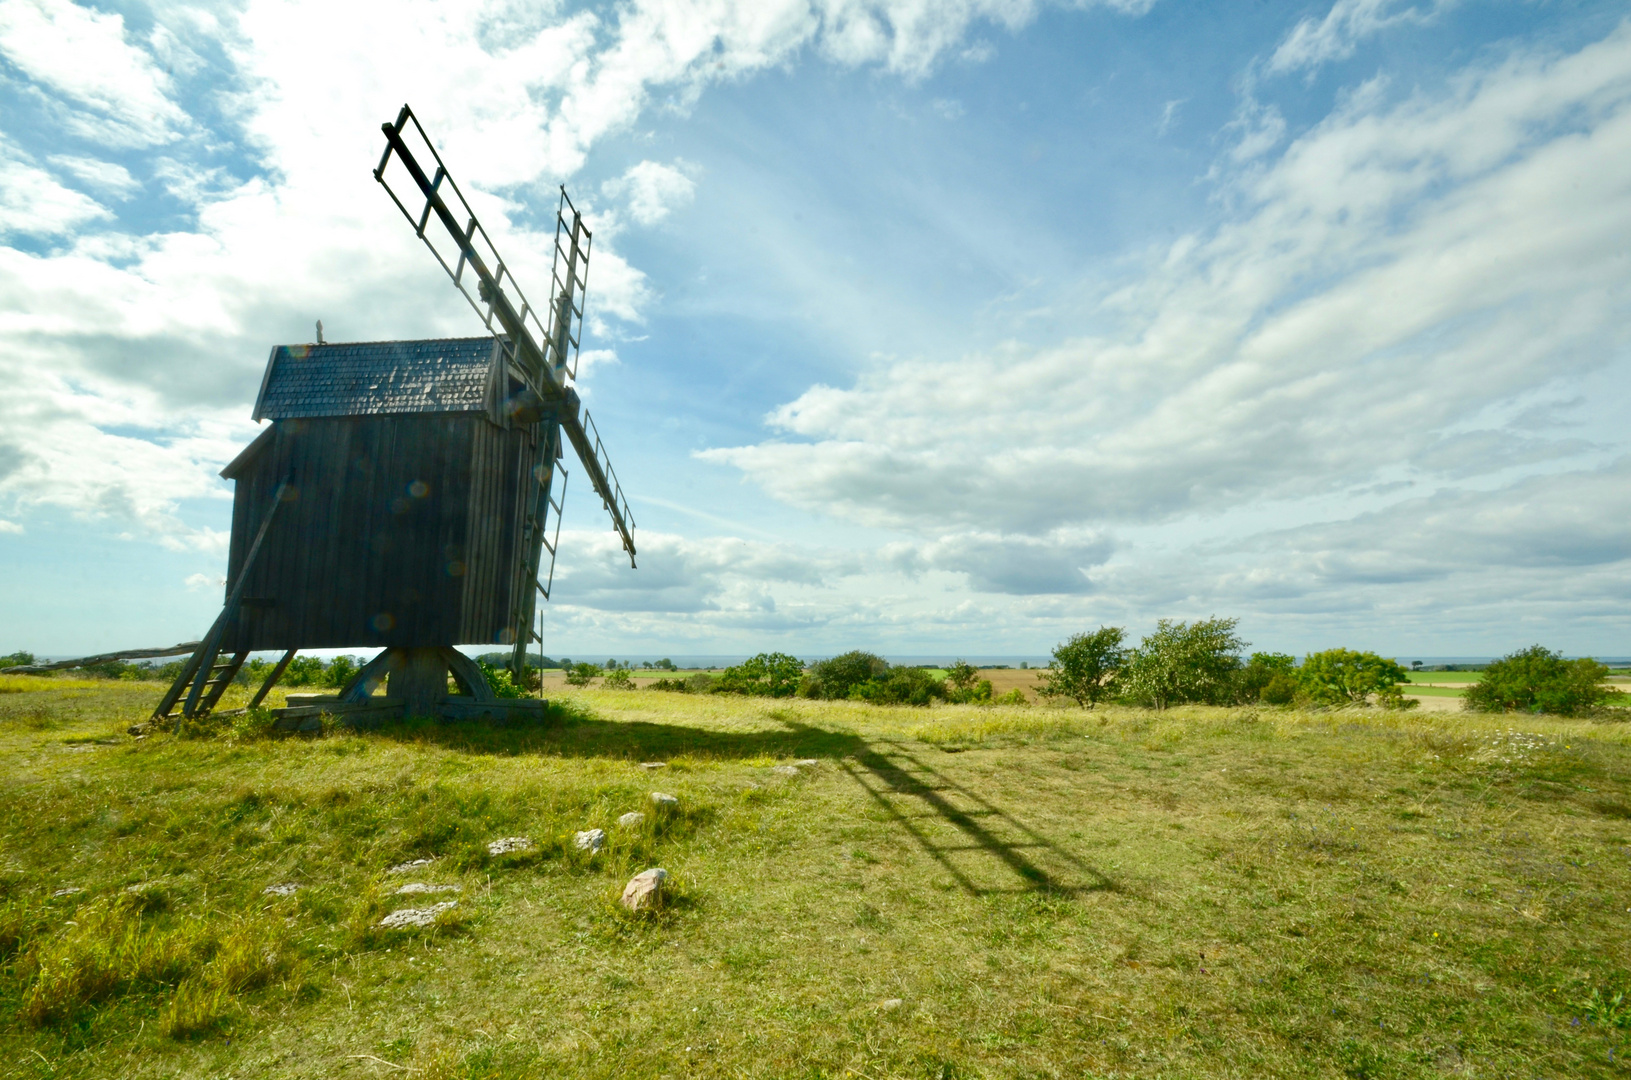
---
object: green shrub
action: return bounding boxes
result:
[945,660,993,704]
[647,678,690,693]
[714,653,803,697]
[850,667,946,707]
[1235,652,1296,705]
[478,662,526,699]
[602,669,633,690]
[803,651,889,700]
[0,651,35,669]
[1297,649,1410,707]
[565,663,602,687]
[1122,618,1245,709]
[993,688,1028,706]
[1037,627,1126,708]
[1463,645,1609,716]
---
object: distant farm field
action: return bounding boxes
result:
[1,678,1630,1078]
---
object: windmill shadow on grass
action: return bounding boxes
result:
[362,709,870,763]
[842,741,1123,898]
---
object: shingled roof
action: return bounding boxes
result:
[252,337,500,421]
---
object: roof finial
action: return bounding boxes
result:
[316,320,325,345]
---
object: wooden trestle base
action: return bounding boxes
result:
[268,646,547,729]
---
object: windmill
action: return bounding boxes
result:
[154,104,637,726]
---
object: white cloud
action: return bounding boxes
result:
[1269,0,1441,75]
[0,0,189,146]
[0,518,22,534]
[0,142,111,237]
[184,571,220,590]
[46,155,139,198]
[703,23,1631,545]
[602,159,697,226]
[1157,97,1185,135]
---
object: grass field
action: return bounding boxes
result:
[1,677,1630,1078]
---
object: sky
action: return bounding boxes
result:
[1,0,1629,661]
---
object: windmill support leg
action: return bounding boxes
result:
[246,649,297,710]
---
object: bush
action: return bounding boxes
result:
[647,678,689,693]
[1122,617,1245,709]
[1037,627,1126,708]
[0,651,35,669]
[602,669,633,690]
[1297,649,1410,708]
[1235,652,1297,705]
[714,653,803,697]
[478,661,526,698]
[993,689,1028,706]
[1463,645,1610,716]
[803,651,889,700]
[945,660,993,704]
[565,662,602,687]
[850,666,946,707]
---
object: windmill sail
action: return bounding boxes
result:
[374,105,636,568]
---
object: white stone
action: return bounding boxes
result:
[575,828,606,853]
[394,883,460,895]
[617,811,646,828]
[51,887,82,898]
[487,836,533,855]
[794,759,818,767]
[619,868,669,911]
[263,882,299,896]
[387,857,436,875]
[650,792,679,808]
[379,901,457,928]
[640,762,667,770]
[772,765,801,777]
[878,998,904,1011]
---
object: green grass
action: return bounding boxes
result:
[1,678,1630,1077]
[1403,672,1483,684]
[1399,685,1466,697]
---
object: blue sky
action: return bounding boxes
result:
[2,0,1629,660]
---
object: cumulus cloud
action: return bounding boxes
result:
[703,24,1631,543]
[0,0,1106,550]
[603,160,697,225]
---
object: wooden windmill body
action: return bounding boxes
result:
[155,106,637,726]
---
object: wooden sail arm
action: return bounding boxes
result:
[561,391,636,567]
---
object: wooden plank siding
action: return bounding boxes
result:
[220,413,534,651]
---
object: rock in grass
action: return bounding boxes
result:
[394,883,460,895]
[771,765,801,777]
[640,762,667,770]
[575,828,606,853]
[379,901,457,928]
[650,792,679,809]
[878,998,904,1012]
[617,811,646,828]
[51,887,82,898]
[263,882,299,896]
[387,857,437,875]
[487,836,533,855]
[619,868,668,911]
[794,759,818,767]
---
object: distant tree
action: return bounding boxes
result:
[1122,617,1245,710]
[658,658,676,671]
[803,651,890,700]
[945,660,993,704]
[1463,645,1610,716]
[1297,649,1412,708]
[322,655,362,689]
[284,655,327,687]
[1235,652,1297,705]
[1037,627,1126,708]
[0,650,35,669]
[565,662,602,687]
[715,653,804,697]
